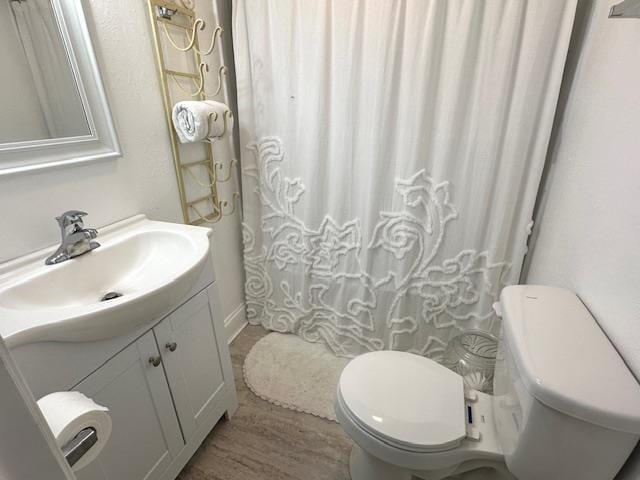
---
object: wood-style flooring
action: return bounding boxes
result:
[176,325,353,480]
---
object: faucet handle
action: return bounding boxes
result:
[56,210,88,228]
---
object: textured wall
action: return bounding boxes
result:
[525,1,640,475]
[0,0,244,334]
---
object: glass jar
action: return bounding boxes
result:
[441,330,498,394]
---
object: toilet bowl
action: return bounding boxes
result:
[334,350,513,480]
[335,286,640,480]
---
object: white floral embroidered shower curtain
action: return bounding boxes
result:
[233,0,576,359]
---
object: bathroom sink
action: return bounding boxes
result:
[0,215,211,347]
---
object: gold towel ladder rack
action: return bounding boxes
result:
[147,0,239,225]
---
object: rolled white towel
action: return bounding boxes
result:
[171,100,233,143]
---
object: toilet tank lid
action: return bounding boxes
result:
[499,285,640,434]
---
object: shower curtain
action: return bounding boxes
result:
[233,0,576,359]
[11,0,87,138]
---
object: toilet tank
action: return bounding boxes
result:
[493,286,640,480]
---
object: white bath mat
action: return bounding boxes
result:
[243,332,350,422]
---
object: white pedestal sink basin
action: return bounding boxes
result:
[0,215,211,347]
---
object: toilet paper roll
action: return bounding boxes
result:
[37,391,112,471]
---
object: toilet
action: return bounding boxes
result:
[335,285,640,480]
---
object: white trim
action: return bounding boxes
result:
[224,303,247,344]
[0,0,121,175]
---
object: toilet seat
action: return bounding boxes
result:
[338,351,467,453]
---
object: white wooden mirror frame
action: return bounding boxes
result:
[0,0,121,176]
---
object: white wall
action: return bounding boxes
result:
[524,1,640,476]
[0,1,50,142]
[0,0,245,337]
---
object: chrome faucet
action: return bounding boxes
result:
[45,211,100,265]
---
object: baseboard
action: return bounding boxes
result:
[224,303,247,344]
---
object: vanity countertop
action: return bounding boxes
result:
[0,215,211,348]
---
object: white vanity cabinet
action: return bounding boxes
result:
[74,331,184,480]
[153,289,228,441]
[11,257,238,480]
[71,283,236,480]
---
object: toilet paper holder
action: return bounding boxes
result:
[62,427,98,467]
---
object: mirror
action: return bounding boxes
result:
[1,0,90,143]
[0,0,120,175]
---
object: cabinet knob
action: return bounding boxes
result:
[165,342,178,352]
[148,355,162,367]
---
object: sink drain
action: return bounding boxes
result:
[101,291,123,302]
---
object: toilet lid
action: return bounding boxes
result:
[339,351,466,452]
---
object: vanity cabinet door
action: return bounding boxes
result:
[153,288,229,440]
[74,331,184,480]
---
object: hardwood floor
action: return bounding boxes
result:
[176,325,353,480]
